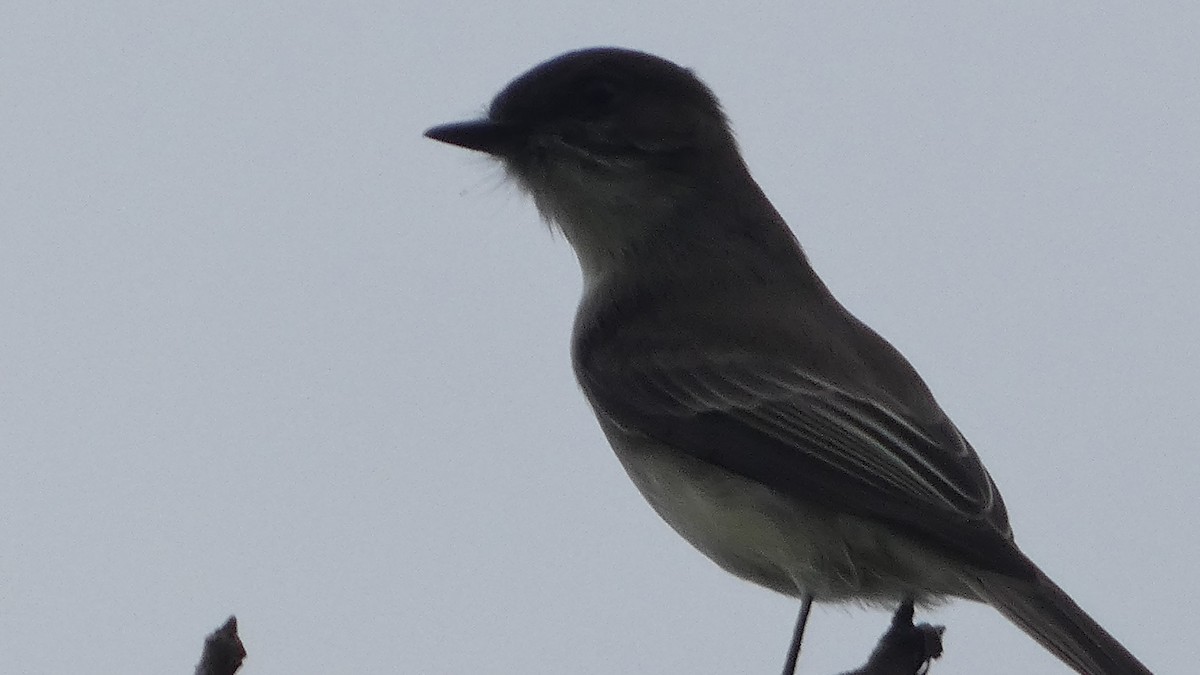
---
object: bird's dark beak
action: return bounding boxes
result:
[424,119,522,156]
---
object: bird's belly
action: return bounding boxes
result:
[602,423,974,603]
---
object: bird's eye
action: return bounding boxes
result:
[579,78,618,115]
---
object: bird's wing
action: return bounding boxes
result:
[576,346,1032,578]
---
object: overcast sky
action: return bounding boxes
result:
[2,3,1196,673]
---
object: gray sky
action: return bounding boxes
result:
[2,3,1196,673]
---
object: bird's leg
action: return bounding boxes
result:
[782,594,814,675]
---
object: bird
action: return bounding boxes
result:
[424,47,1152,675]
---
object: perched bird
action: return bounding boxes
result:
[425,47,1151,675]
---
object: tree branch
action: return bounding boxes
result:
[195,616,246,675]
[188,605,942,674]
[839,601,944,675]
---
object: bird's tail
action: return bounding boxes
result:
[971,565,1151,674]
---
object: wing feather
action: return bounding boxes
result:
[577,348,1026,575]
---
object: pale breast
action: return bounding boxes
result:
[598,417,979,604]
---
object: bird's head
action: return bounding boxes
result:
[426,48,749,275]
